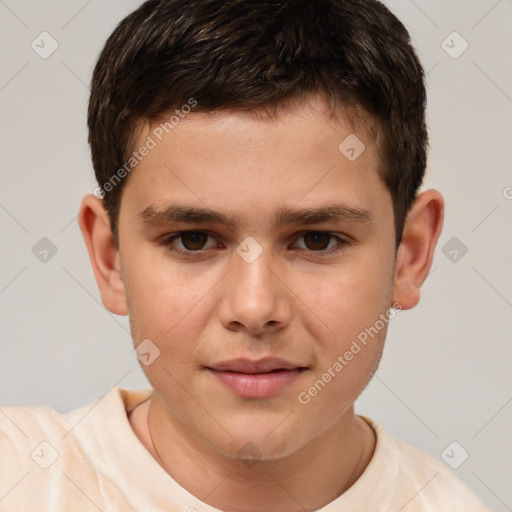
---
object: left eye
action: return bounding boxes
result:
[294,232,341,251]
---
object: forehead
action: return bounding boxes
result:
[142,95,381,156]
[119,98,389,229]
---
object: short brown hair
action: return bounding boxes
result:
[88,0,428,247]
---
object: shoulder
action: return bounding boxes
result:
[364,417,491,511]
[0,399,81,509]
[0,388,151,511]
[0,387,150,449]
[0,401,71,466]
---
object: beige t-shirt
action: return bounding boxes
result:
[0,387,490,511]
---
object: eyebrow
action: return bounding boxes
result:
[139,202,372,230]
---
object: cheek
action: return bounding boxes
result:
[297,329,387,427]
[296,298,391,424]
[291,255,393,412]
[123,253,211,353]
[290,255,394,345]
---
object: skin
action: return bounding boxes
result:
[79,97,443,511]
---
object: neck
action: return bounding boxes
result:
[129,392,375,511]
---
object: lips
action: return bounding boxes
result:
[209,357,303,374]
[206,358,306,399]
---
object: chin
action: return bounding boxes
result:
[207,420,311,464]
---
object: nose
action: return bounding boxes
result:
[217,246,292,336]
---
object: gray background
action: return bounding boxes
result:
[1,0,511,510]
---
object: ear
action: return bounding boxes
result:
[78,194,128,315]
[391,189,444,310]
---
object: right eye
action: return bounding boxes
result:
[161,231,220,255]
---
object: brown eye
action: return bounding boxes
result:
[303,232,332,251]
[162,231,220,256]
[180,232,209,250]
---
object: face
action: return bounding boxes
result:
[116,98,398,460]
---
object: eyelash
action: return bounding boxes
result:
[160,231,351,258]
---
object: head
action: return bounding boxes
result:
[80,0,443,462]
[88,0,428,249]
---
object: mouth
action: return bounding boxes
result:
[206,358,307,399]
